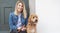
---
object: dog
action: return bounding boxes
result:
[27,14,38,33]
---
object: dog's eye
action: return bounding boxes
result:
[35,16,37,18]
[36,17,37,18]
[33,17,34,18]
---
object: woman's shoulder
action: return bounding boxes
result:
[9,12,14,16]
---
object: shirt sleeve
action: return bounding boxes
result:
[9,13,17,30]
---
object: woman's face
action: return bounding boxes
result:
[17,3,23,13]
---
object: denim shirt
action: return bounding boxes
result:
[9,12,28,32]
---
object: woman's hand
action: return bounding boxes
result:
[21,25,27,31]
[17,25,27,32]
[17,27,22,32]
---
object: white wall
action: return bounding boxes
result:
[29,0,35,14]
[36,0,60,33]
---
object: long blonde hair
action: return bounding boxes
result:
[15,0,27,18]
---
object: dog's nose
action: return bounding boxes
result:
[35,19,38,22]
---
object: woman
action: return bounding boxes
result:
[9,0,28,33]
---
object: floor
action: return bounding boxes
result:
[0,31,9,33]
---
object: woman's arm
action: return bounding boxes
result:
[9,13,17,30]
[21,14,28,26]
[25,16,28,26]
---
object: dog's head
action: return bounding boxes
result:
[28,14,38,24]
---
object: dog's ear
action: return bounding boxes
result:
[28,16,31,23]
[28,14,33,23]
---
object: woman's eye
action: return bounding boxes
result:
[21,5,23,7]
[19,5,20,6]
[19,5,23,6]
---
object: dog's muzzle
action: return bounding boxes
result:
[35,19,38,22]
